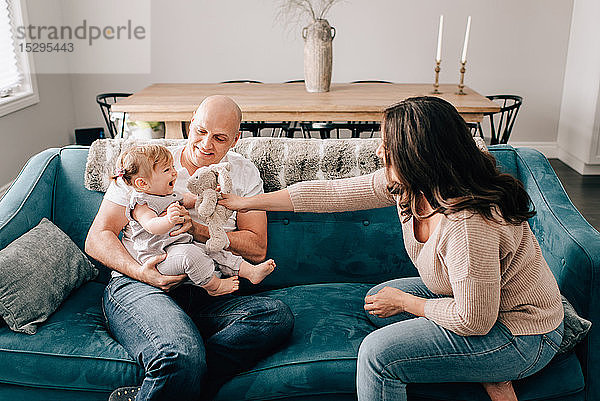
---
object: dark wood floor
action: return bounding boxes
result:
[549,159,600,231]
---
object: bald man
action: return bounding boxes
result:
[86,96,294,401]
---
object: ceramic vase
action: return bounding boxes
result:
[302,19,336,93]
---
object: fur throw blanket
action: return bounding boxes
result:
[84,137,383,193]
[84,137,487,193]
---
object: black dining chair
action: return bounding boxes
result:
[278,80,308,138]
[466,122,481,138]
[299,121,346,139]
[294,78,350,139]
[347,80,393,138]
[478,95,523,145]
[300,80,392,139]
[283,80,391,139]
[96,93,132,138]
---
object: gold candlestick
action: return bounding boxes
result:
[457,61,467,95]
[432,60,441,94]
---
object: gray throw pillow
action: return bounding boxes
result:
[0,218,98,334]
[558,295,592,354]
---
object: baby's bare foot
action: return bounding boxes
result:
[203,276,239,296]
[482,381,518,401]
[239,259,276,284]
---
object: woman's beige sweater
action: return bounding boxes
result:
[287,169,564,336]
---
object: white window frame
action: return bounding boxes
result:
[0,0,38,118]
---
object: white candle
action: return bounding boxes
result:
[436,15,444,62]
[461,16,471,63]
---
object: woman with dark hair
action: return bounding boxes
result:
[219,96,564,401]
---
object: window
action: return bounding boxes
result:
[0,0,38,117]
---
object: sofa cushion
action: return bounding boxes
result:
[560,295,592,354]
[0,218,98,334]
[53,147,111,283]
[54,147,106,252]
[0,282,143,392]
[258,209,417,291]
[216,283,585,401]
[216,283,375,400]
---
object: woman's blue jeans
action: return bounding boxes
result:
[102,276,294,401]
[357,277,564,401]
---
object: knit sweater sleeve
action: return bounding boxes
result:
[287,169,396,213]
[423,213,502,336]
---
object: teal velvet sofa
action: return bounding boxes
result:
[0,142,598,401]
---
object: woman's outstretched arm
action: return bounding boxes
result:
[219,189,293,212]
[219,169,396,213]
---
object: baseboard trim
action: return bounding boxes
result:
[509,142,558,159]
[557,149,600,175]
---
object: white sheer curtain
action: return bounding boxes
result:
[0,0,22,94]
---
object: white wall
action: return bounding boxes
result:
[0,0,575,186]
[557,0,600,174]
[0,1,75,187]
[70,0,573,145]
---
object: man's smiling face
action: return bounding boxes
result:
[185,96,241,168]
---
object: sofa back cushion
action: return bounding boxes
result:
[513,147,592,315]
[53,146,106,281]
[256,209,417,291]
[54,147,104,248]
[487,146,592,316]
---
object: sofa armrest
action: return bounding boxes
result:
[0,148,61,249]
[514,147,600,400]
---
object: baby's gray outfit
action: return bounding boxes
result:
[125,191,243,285]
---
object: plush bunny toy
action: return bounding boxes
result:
[186,162,234,253]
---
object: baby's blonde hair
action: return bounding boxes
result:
[113,144,173,187]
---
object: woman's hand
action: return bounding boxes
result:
[364,287,426,318]
[364,287,406,318]
[218,193,252,212]
[364,287,407,318]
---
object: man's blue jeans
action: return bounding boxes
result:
[102,276,294,401]
[357,277,564,401]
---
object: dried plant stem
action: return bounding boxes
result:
[319,0,343,19]
[278,0,344,24]
[300,0,317,20]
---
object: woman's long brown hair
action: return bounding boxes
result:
[382,96,535,224]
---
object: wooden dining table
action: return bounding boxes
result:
[111,82,500,139]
